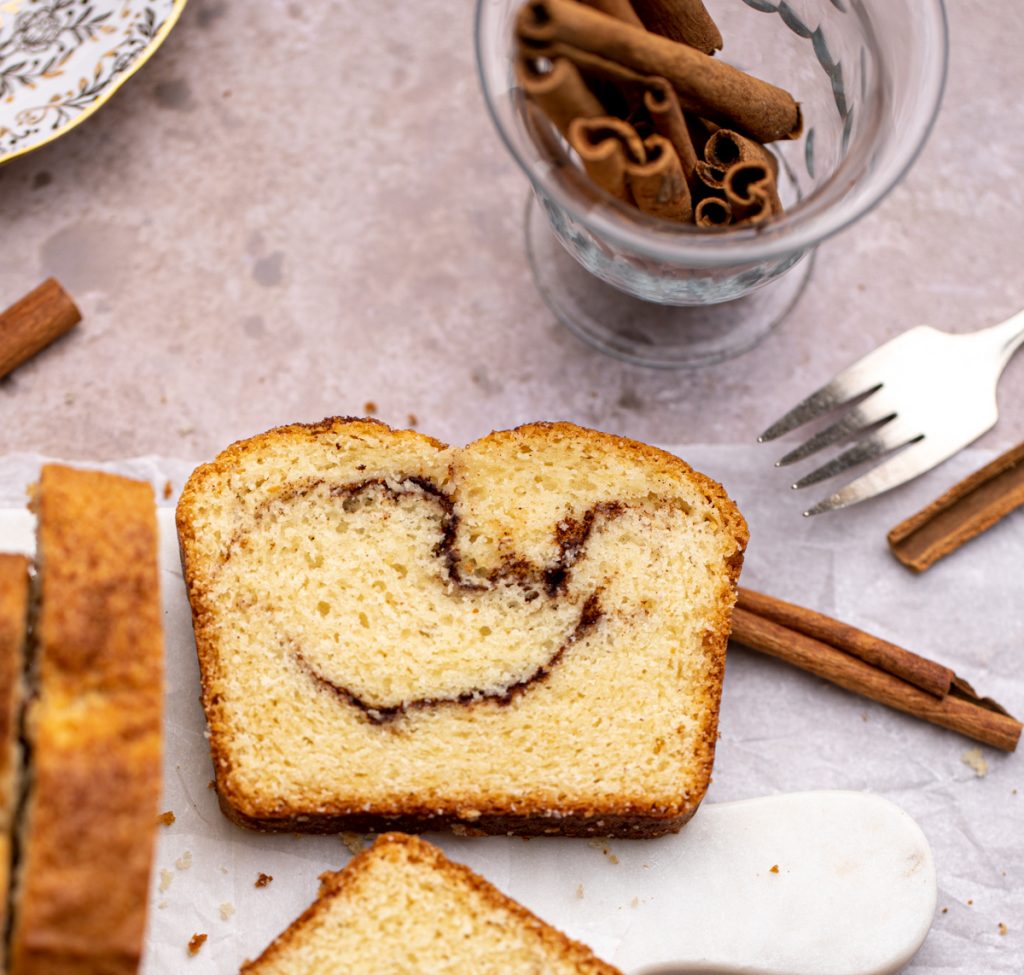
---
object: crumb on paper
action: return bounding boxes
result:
[999,922,1008,936]
[255,872,273,888]
[187,933,207,956]
[769,864,780,874]
[219,902,236,921]
[178,425,194,437]
[158,810,176,827]
[407,413,418,427]
[162,480,173,500]
[587,838,619,864]
[961,748,989,777]
[175,850,193,871]
[364,401,377,415]
[341,832,367,855]
[575,884,584,900]
[967,899,974,907]
[631,896,640,908]
[158,900,168,910]
[159,869,174,893]
[941,907,948,914]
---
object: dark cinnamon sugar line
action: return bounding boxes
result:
[888,442,1024,572]
[732,588,1021,752]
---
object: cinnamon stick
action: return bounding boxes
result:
[643,79,698,182]
[888,442,1024,572]
[694,159,726,190]
[705,128,778,176]
[517,0,802,143]
[630,0,723,55]
[579,0,645,29]
[736,588,953,697]
[626,134,692,221]
[694,196,732,228]
[516,55,605,135]
[731,593,1022,752]
[567,116,646,202]
[723,160,782,224]
[0,279,81,380]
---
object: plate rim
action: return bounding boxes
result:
[0,0,190,167]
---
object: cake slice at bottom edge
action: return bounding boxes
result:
[0,554,30,973]
[241,833,623,975]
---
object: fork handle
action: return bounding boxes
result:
[984,308,1024,370]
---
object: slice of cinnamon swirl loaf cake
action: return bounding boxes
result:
[177,418,747,837]
[242,833,622,975]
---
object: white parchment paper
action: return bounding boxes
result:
[0,448,1019,974]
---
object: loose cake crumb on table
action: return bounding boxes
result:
[998,922,1008,936]
[364,401,377,414]
[255,872,273,888]
[187,933,207,956]
[158,810,176,827]
[163,480,173,500]
[587,838,619,864]
[220,902,236,920]
[575,883,584,899]
[175,850,193,871]
[769,864,779,874]
[159,869,174,893]
[961,748,989,777]
[407,413,418,427]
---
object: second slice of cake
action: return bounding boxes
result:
[177,418,747,837]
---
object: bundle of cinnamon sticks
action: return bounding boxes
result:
[515,0,800,228]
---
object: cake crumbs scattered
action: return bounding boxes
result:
[187,933,207,956]
[631,896,640,908]
[961,748,989,777]
[158,810,176,827]
[159,869,174,893]
[587,839,619,864]
[255,872,273,888]
[219,902,236,921]
[363,401,377,415]
[967,899,974,906]
[941,907,948,914]
[178,425,195,437]
[158,900,168,910]
[769,864,780,874]
[998,922,1008,936]
[407,413,418,427]
[175,850,193,871]
[162,480,173,500]
[341,832,367,855]
[575,884,585,899]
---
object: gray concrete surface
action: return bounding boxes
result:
[1,0,1021,468]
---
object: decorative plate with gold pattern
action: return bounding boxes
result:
[0,0,187,164]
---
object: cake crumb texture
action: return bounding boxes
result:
[242,833,623,974]
[177,418,747,837]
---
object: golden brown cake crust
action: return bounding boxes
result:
[242,833,625,974]
[179,418,747,839]
[9,465,163,975]
[0,554,29,968]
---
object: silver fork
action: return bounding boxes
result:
[759,309,1024,516]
